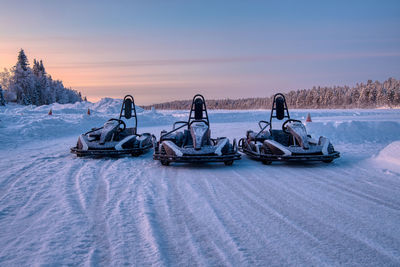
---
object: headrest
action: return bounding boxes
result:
[194,98,203,120]
[124,98,132,119]
[275,96,285,120]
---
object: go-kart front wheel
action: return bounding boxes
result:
[161,159,170,166]
[224,160,234,166]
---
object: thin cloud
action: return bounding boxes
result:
[48,52,400,69]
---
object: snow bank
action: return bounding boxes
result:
[1,98,144,116]
[91,97,144,114]
[376,141,400,165]
[306,121,400,144]
[373,141,400,173]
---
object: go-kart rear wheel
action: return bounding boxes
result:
[161,159,170,166]
[131,152,141,157]
[262,160,272,165]
[323,159,333,163]
[224,160,234,166]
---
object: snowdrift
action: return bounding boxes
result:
[374,141,400,173]
[306,121,400,144]
[5,97,144,115]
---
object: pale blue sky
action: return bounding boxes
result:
[0,0,399,104]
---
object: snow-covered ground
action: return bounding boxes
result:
[1,100,400,266]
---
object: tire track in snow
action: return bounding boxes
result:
[290,166,400,262]
[0,147,97,265]
[57,156,114,265]
[156,167,254,266]
[235,163,400,265]
[159,171,209,266]
[0,150,67,222]
[86,160,115,266]
[181,175,252,265]
[219,168,321,265]
[129,159,185,266]
[211,163,370,264]
[101,155,160,265]
[320,176,400,211]
[0,149,66,201]
[60,156,132,265]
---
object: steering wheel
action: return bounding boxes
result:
[173,121,188,130]
[108,118,126,132]
[255,120,270,138]
[282,119,302,134]
[258,120,270,130]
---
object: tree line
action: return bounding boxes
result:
[143,78,400,110]
[0,49,83,106]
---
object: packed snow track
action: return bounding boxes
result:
[0,102,399,266]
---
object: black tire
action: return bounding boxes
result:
[161,159,170,166]
[262,160,272,165]
[224,160,234,166]
[323,159,333,163]
[131,152,141,157]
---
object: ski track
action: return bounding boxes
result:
[1,126,400,265]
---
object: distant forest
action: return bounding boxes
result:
[0,49,83,106]
[144,78,400,110]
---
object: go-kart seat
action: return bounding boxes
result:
[183,129,193,147]
[87,120,120,143]
[99,120,120,144]
[161,131,185,147]
[270,130,291,147]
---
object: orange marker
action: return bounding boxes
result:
[306,113,312,122]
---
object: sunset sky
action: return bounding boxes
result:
[1,0,399,105]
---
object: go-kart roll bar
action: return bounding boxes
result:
[269,93,290,130]
[188,94,209,126]
[160,94,211,141]
[119,95,137,133]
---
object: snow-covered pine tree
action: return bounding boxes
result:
[1,50,83,106]
[31,59,41,105]
[32,59,40,76]
[387,87,395,107]
[394,86,400,106]
[10,51,34,105]
[39,60,46,74]
[17,49,29,71]
[0,85,5,105]
[368,82,378,107]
